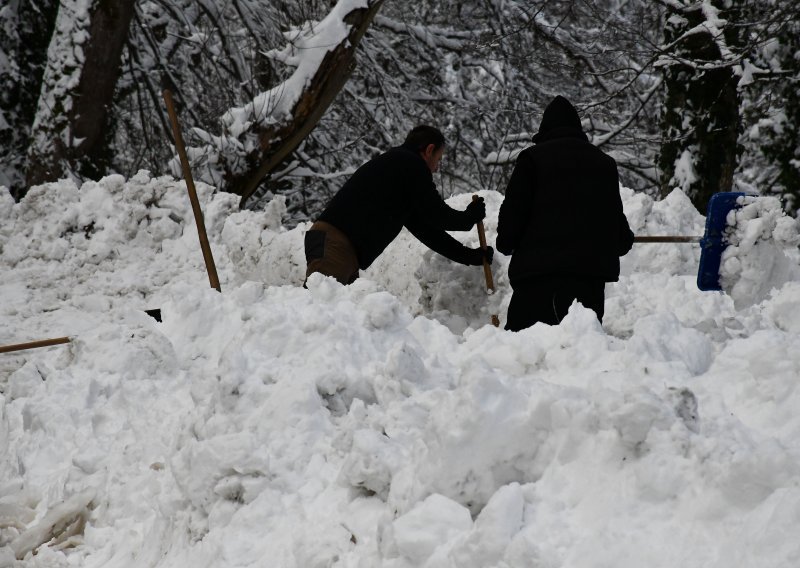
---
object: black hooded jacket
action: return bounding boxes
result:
[496,96,634,285]
[318,144,476,269]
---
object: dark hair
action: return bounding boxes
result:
[402,125,445,152]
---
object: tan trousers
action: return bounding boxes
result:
[304,221,360,285]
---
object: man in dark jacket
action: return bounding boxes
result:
[305,125,493,285]
[496,96,634,331]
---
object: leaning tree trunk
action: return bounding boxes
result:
[25,0,136,188]
[186,0,385,208]
[657,1,742,215]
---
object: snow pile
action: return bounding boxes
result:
[719,194,800,308]
[1,172,800,567]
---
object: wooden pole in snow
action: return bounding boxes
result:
[163,88,221,292]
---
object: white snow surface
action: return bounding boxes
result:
[1,173,800,567]
[719,194,800,309]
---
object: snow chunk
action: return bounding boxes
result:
[719,195,800,308]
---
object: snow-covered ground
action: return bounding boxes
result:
[1,172,800,567]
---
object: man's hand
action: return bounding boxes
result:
[465,197,486,223]
[469,245,494,266]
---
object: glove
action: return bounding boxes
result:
[468,246,494,266]
[465,198,486,223]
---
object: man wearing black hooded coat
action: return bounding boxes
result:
[496,96,634,331]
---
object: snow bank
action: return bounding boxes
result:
[719,194,800,308]
[1,173,800,567]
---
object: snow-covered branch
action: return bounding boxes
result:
[373,16,473,50]
[592,77,664,148]
[188,0,385,206]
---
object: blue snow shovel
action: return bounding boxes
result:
[696,192,747,290]
[632,192,748,291]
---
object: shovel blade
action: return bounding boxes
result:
[697,192,747,291]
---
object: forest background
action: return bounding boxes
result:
[1,0,798,225]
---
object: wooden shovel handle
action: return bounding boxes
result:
[472,195,500,327]
[634,236,702,243]
[0,337,71,354]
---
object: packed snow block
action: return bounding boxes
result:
[718,195,800,308]
[9,490,94,560]
[697,192,746,291]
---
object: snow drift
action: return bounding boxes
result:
[1,173,799,567]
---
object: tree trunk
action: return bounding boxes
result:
[0,0,59,199]
[25,0,136,188]
[658,2,741,215]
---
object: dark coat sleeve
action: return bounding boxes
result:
[400,175,478,266]
[610,162,634,256]
[412,181,475,231]
[496,151,535,255]
[404,218,477,265]
[618,210,634,255]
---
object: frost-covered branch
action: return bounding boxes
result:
[592,77,664,148]
[373,16,474,50]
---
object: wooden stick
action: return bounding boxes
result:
[472,195,500,327]
[162,89,221,292]
[634,236,702,243]
[0,337,71,354]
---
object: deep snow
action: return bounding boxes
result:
[1,172,800,567]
